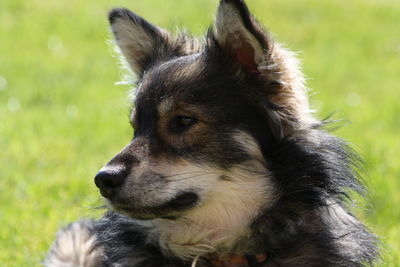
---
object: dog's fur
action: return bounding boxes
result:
[45,0,378,266]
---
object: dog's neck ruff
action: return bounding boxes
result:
[192,253,268,267]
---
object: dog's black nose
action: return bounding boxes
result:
[94,170,126,199]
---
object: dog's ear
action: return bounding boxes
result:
[214,0,316,129]
[108,8,174,77]
[214,0,271,74]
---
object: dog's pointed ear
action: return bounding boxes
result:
[109,8,172,77]
[214,0,316,129]
[214,0,271,74]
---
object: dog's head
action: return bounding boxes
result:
[95,0,315,223]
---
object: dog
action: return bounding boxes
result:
[45,0,379,266]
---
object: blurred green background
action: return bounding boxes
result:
[0,0,399,265]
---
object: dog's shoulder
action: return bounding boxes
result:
[45,213,184,267]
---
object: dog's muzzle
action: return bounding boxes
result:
[94,170,199,219]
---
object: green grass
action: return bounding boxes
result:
[0,0,399,265]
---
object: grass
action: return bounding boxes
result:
[0,0,399,265]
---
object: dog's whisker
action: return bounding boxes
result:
[162,171,206,179]
[166,173,219,182]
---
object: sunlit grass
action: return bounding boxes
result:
[0,0,399,265]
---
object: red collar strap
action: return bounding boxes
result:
[207,253,268,267]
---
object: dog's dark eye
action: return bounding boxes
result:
[170,115,197,133]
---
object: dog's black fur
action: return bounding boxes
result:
[45,0,378,266]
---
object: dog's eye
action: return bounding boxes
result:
[170,115,197,133]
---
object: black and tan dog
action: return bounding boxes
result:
[45,0,378,266]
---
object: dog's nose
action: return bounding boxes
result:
[94,170,126,199]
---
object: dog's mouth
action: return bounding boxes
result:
[167,192,199,208]
[111,192,199,220]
